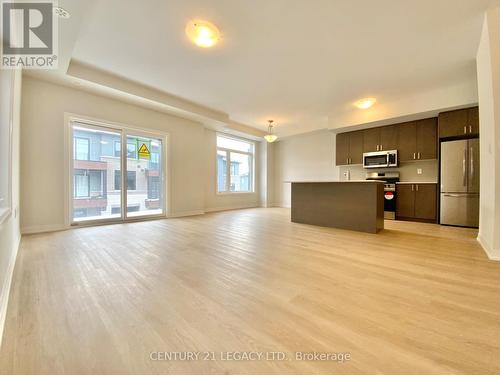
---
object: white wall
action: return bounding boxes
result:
[203,128,261,212]
[0,69,22,345]
[20,76,261,233]
[476,7,500,260]
[274,130,338,207]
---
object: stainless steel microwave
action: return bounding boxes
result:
[363,150,398,169]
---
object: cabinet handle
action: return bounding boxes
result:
[411,184,414,191]
[469,125,472,133]
[416,184,419,191]
[413,152,416,160]
[417,152,421,159]
[464,126,467,134]
[376,145,379,151]
[346,157,349,165]
[380,144,383,151]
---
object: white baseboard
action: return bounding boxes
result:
[204,204,259,213]
[477,235,500,261]
[167,210,205,218]
[22,224,67,235]
[0,235,21,347]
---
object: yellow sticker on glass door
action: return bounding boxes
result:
[137,140,151,160]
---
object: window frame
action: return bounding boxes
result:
[0,71,15,224]
[66,116,170,227]
[216,134,255,194]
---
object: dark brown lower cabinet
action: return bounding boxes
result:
[414,184,437,220]
[396,184,437,222]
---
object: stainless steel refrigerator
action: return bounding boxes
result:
[440,139,479,227]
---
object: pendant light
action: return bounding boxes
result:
[264,120,278,143]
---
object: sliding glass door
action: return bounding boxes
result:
[71,122,165,223]
[72,124,122,222]
[124,134,164,218]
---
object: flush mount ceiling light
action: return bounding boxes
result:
[185,20,220,48]
[264,120,278,143]
[354,97,377,110]
[54,6,71,19]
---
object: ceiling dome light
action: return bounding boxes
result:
[354,97,377,109]
[186,20,220,48]
[264,120,278,143]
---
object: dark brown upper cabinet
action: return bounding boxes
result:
[363,125,399,153]
[416,118,438,160]
[336,131,363,166]
[349,131,364,164]
[438,107,479,138]
[363,128,380,153]
[380,125,399,151]
[398,119,437,162]
[397,121,417,162]
[468,107,479,135]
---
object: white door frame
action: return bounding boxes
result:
[64,113,171,228]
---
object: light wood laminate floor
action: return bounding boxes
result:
[1,208,499,375]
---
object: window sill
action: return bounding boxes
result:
[0,208,12,226]
[216,192,256,196]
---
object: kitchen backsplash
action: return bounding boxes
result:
[339,160,438,182]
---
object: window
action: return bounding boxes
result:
[216,135,254,193]
[114,170,137,190]
[74,170,105,198]
[71,122,166,222]
[127,143,137,159]
[74,137,90,160]
[74,170,89,197]
[114,141,121,157]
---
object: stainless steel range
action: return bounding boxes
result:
[366,172,400,220]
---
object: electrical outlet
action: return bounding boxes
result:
[417,168,423,175]
[343,170,350,181]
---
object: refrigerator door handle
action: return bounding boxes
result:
[443,193,465,197]
[470,146,474,182]
[462,148,467,187]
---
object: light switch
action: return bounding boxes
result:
[417,168,423,175]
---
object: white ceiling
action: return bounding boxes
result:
[65,0,493,136]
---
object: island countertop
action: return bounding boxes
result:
[290,181,384,233]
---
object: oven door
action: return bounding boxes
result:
[363,152,389,168]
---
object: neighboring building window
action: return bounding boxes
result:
[127,143,137,159]
[147,176,160,199]
[74,170,106,198]
[114,141,121,157]
[216,135,254,193]
[74,170,89,197]
[74,137,90,160]
[116,141,138,158]
[114,170,137,190]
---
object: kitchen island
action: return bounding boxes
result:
[290,181,384,233]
